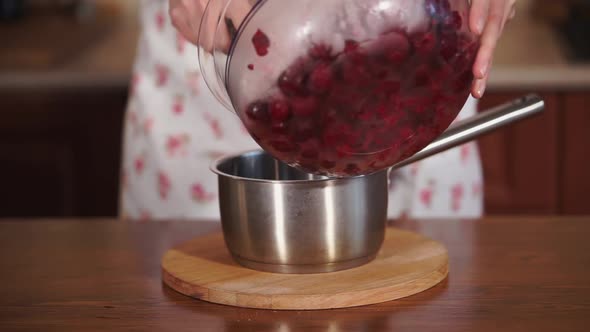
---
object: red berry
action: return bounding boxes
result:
[337,145,353,157]
[344,164,361,175]
[414,66,430,87]
[341,60,369,86]
[399,126,415,142]
[271,121,288,134]
[309,43,333,60]
[269,99,291,122]
[301,148,319,159]
[321,160,336,169]
[445,11,463,30]
[375,80,401,95]
[291,96,318,116]
[344,40,359,53]
[328,84,358,106]
[252,29,270,56]
[298,164,319,174]
[247,64,254,70]
[292,118,315,142]
[241,28,471,176]
[453,70,473,93]
[412,32,436,56]
[270,140,297,153]
[439,31,459,61]
[246,101,269,122]
[309,62,333,94]
[371,30,410,65]
[278,59,307,96]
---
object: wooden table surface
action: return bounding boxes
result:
[1,217,589,331]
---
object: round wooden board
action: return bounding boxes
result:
[161,227,448,310]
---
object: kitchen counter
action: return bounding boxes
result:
[1,0,590,91]
[1,217,589,331]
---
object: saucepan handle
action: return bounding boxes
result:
[390,94,545,170]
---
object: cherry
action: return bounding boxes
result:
[309,43,333,60]
[246,101,269,122]
[445,11,463,30]
[271,121,289,135]
[414,66,430,87]
[309,62,333,94]
[344,40,360,53]
[375,80,401,95]
[271,140,297,153]
[344,164,361,175]
[301,148,319,159]
[252,29,270,56]
[242,27,477,177]
[269,99,291,122]
[291,96,318,116]
[412,32,436,56]
[439,30,459,61]
[321,160,336,169]
[453,70,473,93]
[341,59,370,87]
[292,118,315,142]
[278,59,308,96]
[372,30,410,65]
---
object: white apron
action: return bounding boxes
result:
[120,0,484,221]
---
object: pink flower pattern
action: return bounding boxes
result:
[186,71,201,96]
[155,10,165,31]
[451,183,464,212]
[143,117,154,135]
[420,187,433,207]
[134,155,145,175]
[158,171,171,200]
[172,95,184,115]
[166,134,190,157]
[155,63,169,87]
[191,183,216,203]
[460,144,471,163]
[203,113,223,139]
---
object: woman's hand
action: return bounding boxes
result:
[169,0,207,45]
[469,0,517,98]
[169,0,253,52]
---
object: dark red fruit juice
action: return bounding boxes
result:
[244,2,478,177]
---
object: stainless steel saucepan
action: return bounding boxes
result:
[212,94,545,274]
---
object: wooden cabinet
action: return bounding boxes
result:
[476,92,560,214]
[561,93,590,214]
[0,87,127,217]
[477,91,590,215]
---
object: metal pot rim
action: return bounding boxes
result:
[210,149,382,184]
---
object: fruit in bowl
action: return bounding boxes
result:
[196,0,479,177]
[238,0,479,177]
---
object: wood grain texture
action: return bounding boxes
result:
[162,228,448,310]
[0,87,127,217]
[561,93,590,214]
[1,217,590,332]
[477,92,559,214]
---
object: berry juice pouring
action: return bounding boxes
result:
[199,0,479,177]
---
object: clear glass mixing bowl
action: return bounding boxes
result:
[198,0,479,177]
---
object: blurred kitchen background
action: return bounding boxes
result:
[0,0,589,218]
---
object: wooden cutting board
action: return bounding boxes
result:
[161,227,449,310]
